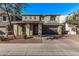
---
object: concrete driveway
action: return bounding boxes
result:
[0,38,79,56]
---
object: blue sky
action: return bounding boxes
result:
[22,3,79,14]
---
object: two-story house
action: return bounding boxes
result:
[0,8,12,37]
[12,14,64,39]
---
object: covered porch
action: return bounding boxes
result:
[12,21,43,39]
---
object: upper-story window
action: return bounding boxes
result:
[25,16,32,20]
[34,16,36,19]
[25,16,27,19]
[23,15,40,21]
[50,16,56,21]
[29,16,32,19]
[3,16,6,21]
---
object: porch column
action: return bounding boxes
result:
[57,25,63,35]
[25,24,30,37]
[30,24,33,36]
[5,25,8,37]
[18,25,23,38]
[38,24,42,36]
[13,24,18,38]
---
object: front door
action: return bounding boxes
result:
[22,25,26,38]
[33,24,38,35]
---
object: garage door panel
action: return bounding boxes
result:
[42,25,58,35]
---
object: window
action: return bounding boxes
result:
[50,16,56,21]
[29,16,32,19]
[3,16,6,21]
[25,16,27,19]
[34,16,36,19]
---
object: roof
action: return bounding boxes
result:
[22,14,61,16]
[44,14,61,16]
[22,14,42,16]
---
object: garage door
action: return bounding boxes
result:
[42,25,58,35]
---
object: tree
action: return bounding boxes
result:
[66,9,79,25]
[0,3,29,35]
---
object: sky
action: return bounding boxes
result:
[22,3,79,14]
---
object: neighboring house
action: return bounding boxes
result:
[0,19,8,37]
[0,8,14,37]
[0,8,9,37]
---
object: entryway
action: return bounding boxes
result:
[33,24,38,35]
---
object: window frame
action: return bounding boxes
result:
[29,16,32,19]
[34,16,36,19]
[50,16,56,21]
[25,16,27,19]
[3,16,7,21]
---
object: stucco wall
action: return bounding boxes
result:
[56,15,68,24]
[42,16,51,23]
[42,15,61,23]
[0,16,8,37]
[0,27,7,37]
[22,16,40,21]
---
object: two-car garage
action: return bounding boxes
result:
[42,23,63,36]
